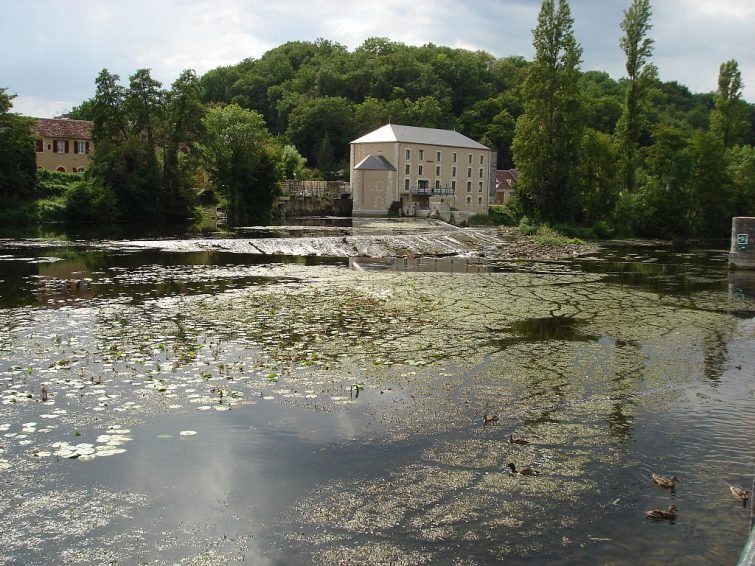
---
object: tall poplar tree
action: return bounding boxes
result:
[616,0,657,193]
[512,0,584,223]
[710,59,748,148]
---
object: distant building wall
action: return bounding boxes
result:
[32,118,94,173]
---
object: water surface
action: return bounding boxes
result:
[0,222,753,565]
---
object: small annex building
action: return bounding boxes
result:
[32,118,94,174]
[350,124,493,221]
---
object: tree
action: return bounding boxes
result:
[285,96,354,164]
[281,144,307,179]
[710,60,748,148]
[687,130,732,237]
[91,69,127,143]
[162,69,205,219]
[577,129,619,224]
[201,104,282,225]
[616,0,657,193]
[316,133,335,178]
[511,0,584,223]
[0,88,36,198]
[90,69,161,220]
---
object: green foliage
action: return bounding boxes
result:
[63,181,118,224]
[616,0,657,193]
[487,205,519,226]
[512,0,584,224]
[0,88,36,198]
[519,216,538,235]
[36,169,82,197]
[710,60,749,148]
[532,225,581,246]
[281,144,307,179]
[200,104,282,225]
[286,96,354,164]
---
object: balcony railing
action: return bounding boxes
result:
[406,185,455,196]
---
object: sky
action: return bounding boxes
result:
[2,0,754,118]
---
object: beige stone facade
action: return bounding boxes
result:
[32,118,94,173]
[350,124,492,221]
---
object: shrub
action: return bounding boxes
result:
[64,181,118,224]
[488,205,519,226]
[36,169,82,197]
[518,216,537,235]
[533,225,582,246]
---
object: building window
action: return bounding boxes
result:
[418,165,424,176]
[35,140,43,152]
[56,166,66,172]
[405,164,410,175]
[466,181,472,193]
[418,149,424,160]
[452,152,457,163]
[480,155,484,165]
[435,165,440,176]
[435,180,441,189]
[436,151,441,161]
[479,168,484,178]
[55,140,66,153]
[467,167,472,178]
[467,196,471,204]
[404,178,410,191]
[478,196,483,204]
[452,166,457,177]
[405,149,411,160]
[479,181,484,192]
[78,168,85,174]
[451,180,456,191]
[76,141,88,154]
[468,154,472,164]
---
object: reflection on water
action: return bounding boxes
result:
[0,230,754,565]
[729,270,755,315]
[350,255,490,273]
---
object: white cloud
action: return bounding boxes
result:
[1,0,753,118]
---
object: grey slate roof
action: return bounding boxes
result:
[351,124,489,150]
[354,154,396,171]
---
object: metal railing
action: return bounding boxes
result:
[405,185,455,196]
[281,180,351,198]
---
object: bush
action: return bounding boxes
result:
[488,205,519,226]
[64,181,118,224]
[532,225,582,246]
[467,213,494,226]
[591,220,615,240]
[37,169,82,197]
[518,216,537,235]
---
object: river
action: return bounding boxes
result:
[0,219,753,565]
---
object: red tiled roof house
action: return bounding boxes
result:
[32,118,94,173]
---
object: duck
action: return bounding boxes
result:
[652,473,679,488]
[508,434,529,445]
[507,462,540,476]
[483,414,499,426]
[731,485,749,501]
[645,505,677,520]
